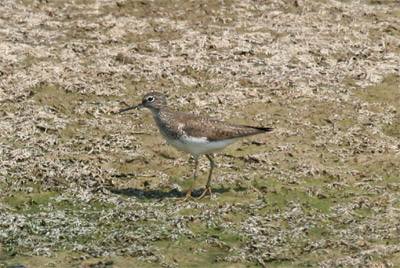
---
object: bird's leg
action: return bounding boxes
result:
[197,154,214,199]
[178,157,199,202]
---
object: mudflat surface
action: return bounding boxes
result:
[1,0,400,267]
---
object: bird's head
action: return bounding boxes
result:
[119,91,168,113]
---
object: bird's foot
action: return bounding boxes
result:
[167,191,192,202]
[178,193,192,202]
[196,187,212,200]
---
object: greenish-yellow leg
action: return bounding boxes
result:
[179,157,199,202]
[197,154,214,199]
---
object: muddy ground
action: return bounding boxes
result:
[1,0,400,267]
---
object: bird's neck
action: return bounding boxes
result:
[150,107,171,125]
[150,106,169,116]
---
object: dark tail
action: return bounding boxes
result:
[251,127,273,133]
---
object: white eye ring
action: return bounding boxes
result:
[147,96,155,102]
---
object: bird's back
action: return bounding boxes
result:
[154,109,272,142]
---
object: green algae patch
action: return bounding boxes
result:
[355,74,400,108]
[2,191,57,213]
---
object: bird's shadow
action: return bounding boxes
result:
[107,186,247,200]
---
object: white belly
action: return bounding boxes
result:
[164,135,238,157]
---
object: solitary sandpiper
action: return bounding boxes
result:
[120,92,273,201]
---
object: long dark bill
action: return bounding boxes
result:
[119,104,142,113]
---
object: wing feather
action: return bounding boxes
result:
[172,112,272,141]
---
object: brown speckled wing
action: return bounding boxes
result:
[173,112,273,141]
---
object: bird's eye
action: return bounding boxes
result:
[147,96,155,102]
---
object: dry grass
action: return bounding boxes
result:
[1,0,400,267]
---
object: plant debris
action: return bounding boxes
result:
[1,0,400,267]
